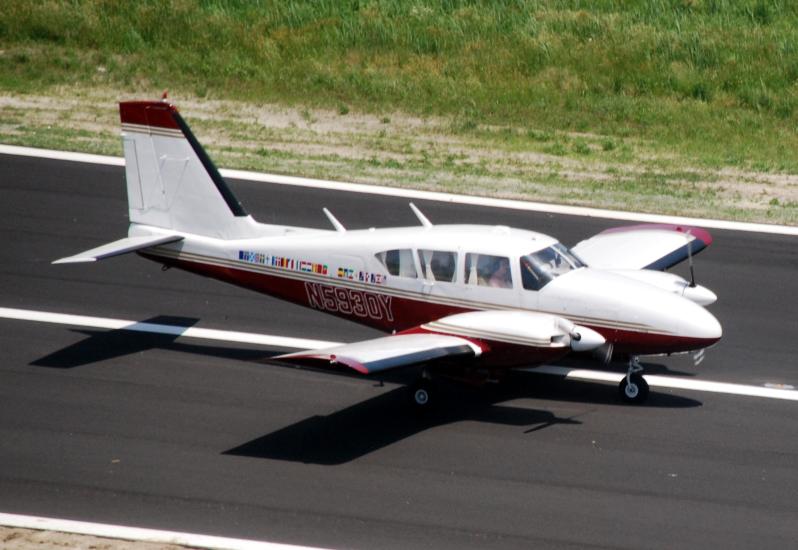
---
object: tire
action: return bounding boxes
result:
[618,373,649,404]
[409,380,433,408]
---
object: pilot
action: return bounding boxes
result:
[520,257,545,290]
[488,258,511,288]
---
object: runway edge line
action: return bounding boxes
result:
[2,144,797,236]
[0,512,333,550]
[4,305,797,402]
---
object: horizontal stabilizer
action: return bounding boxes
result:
[276,333,480,374]
[53,234,184,264]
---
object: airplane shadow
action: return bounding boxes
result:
[558,355,697,377]
[30,320,702,465]
[223,384,583,465]
[224,371,701,465]
[506,370,701,408]
[30,317,275,368]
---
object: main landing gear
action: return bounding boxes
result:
[407,367,436,409]
[410,379,433,407]
[618,356,649,404]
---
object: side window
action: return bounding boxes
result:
[419,250,457,282]
[375,249,417,278]
[465,253,512,289]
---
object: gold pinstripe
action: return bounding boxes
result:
[121,123,184,139]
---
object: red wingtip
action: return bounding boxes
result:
[600,223,712,247]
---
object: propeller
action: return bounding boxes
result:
[692,348,706,367]
[685,229,697,288]
[680,228,717,305]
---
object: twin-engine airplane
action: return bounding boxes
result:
[55,98,722,406]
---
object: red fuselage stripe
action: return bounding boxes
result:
[144,253,718,357]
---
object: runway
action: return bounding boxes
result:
[1,152,797,549]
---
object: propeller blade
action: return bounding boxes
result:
[686,229,697,288]
[692,348,706,366]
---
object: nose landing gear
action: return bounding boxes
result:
[619,356,649,404]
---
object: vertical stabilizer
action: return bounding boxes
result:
[120,100,259,239]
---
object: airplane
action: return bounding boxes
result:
[54,97,722,407]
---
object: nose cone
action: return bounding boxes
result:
[682,284,717,306]
[680,302,723,343]
[570,325,606,352]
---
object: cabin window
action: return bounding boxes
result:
[465,253,512,289]
[418,250,457,282]
[375,249,417,278]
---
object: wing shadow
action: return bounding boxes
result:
[224,385,582,465]
[223,368,700,466]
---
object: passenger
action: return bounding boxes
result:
[430,253,454,281]
[488,258,511,288]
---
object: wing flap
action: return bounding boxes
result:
[276,333,480,374]
[572,223,712,270]
[53,234,184,264]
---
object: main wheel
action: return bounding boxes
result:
[618,373,649,404]
[409,380,433,408]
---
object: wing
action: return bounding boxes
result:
[276,310,606,375]
[571,223,712,270]
[276,333,481,374]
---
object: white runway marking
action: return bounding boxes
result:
[2,144,797,237]
[528,366,798,402]
[3,306,797,402]
[0,512,332,550]
[0,307,339,350]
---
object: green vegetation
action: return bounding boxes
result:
[2,1,798,223]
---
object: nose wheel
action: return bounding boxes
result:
[618,357,649,404]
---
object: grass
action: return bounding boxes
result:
[2,1,798,224]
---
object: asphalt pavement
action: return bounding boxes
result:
[1,153,797,549]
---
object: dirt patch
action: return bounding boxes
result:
[1,87,796,225]
[0,526,187,549]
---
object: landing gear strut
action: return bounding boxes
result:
[618,356,649,404]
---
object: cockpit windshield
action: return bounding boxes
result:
[520,243,585,291]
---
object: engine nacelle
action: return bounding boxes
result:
[606,269,717,306]
[423,310,605,352]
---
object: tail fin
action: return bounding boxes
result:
[120,99,258,239]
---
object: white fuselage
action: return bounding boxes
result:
[133,221,722,360]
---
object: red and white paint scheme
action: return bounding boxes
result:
[55,98,722,405]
